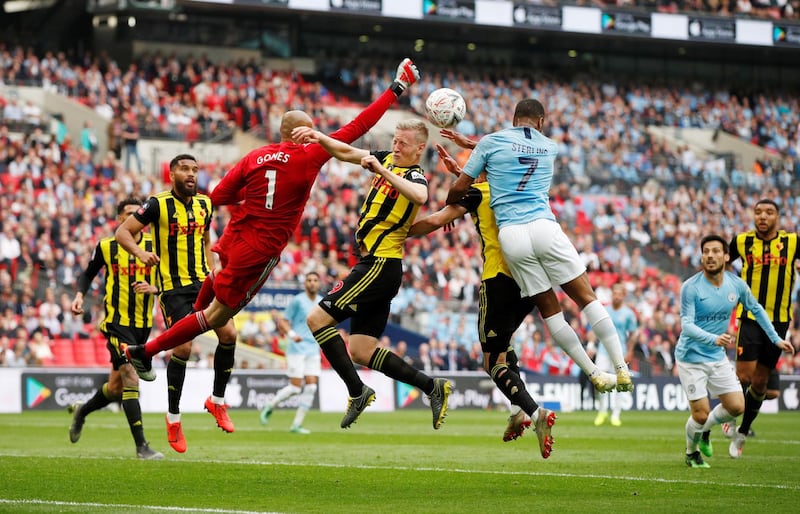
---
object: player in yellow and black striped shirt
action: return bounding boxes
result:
[69,198,162,460]
[726,199,799,453]
[292,120,452,430]
[408,139,613,453]
[115,154,239,453]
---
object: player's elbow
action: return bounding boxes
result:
[409,186,428,206]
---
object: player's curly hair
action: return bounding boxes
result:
[116,197,143,215]
[169,153,197,170]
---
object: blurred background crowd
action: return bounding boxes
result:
[2,19,800,378]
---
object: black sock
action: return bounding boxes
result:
[491,364,538,416]
[167,355,188,415]
[80,383,115,417]
[368,347,434,393]
[213,342,236,398]
[313,327,363,397]
[506,349,520,376]
[122,385,146,447]
[739,386,765,434]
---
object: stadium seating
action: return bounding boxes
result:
[50,338,77,368]
[1,44,799,375]
[72,337,101,368]
[93,335,109,368]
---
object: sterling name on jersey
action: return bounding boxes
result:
[356,151,427,259]
[457,182,512,281]
[461,126,559,228]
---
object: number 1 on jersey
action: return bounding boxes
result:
[264,169,276,209]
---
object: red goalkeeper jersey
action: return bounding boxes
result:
[210,88,397,256]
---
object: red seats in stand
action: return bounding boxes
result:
[51,338,76,367]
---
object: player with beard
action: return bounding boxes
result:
[724,199,800,455]
[116,154,239,453]
[675,234,792,468]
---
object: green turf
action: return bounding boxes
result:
[1,408,798,513]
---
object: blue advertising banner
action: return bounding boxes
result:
[244,286,301,312]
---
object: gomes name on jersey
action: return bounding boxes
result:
[255,151,290,164]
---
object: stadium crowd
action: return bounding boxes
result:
[2,44,800,378]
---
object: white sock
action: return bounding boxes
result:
[685,416,704,453]
[211,394,225,405]
[702,404,734,432]
[509,404,522,417]
[583,301,627,371]
[544,312,598,376]
[292,384,317,427]
[271,384,302,408]
[166,412,181,424]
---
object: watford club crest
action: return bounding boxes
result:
[198,209,207,219]
[775,241,784,252]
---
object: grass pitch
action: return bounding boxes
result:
[1,408,798,513]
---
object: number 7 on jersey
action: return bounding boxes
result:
[516,157,539,191]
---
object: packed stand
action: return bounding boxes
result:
[2,47,800,378]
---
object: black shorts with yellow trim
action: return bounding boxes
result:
[102,324,152,370]
[736,317,788,370]
[479,273,536,354]
[159,282,202,327]
[319,255,402,338]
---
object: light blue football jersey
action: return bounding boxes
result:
[284,292,322,356]
[676,271,780,363]
[603,304,637,360]
[461,126,559,228]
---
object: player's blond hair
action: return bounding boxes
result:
[396,119,429,144]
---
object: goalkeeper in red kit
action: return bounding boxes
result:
[125,58,420,379]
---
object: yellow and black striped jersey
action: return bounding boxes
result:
[730,230,798,322]
[457,182,512,281]
[77,234,157,330]
[134,190,213,292]
[356,151,428,259]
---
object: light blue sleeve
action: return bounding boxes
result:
[680,280,716,345]
[626,311,638,336]
[461,136,490,179]
[284,296,300,330]
[738,278,782,344]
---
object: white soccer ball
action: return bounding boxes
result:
[424,88,467,129]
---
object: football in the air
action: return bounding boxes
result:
[424,88,467,129]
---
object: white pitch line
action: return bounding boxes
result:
[2,452,799,491]
[0,499,280,514]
